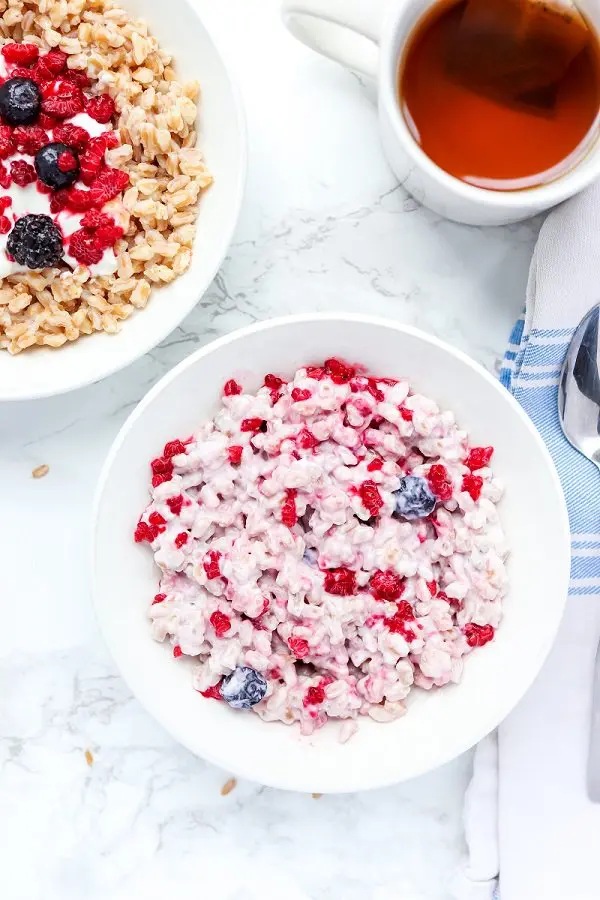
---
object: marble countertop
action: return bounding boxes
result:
[0,2,541,898]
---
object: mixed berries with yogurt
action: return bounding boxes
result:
[0,41,128,277]
[134,359,509,739]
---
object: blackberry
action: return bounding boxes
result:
[0,77,41,126]
[220,666,268,710]
[7,214,63,269]
[35,141,79,190]
[392,475,437,520]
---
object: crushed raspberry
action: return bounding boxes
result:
[464,623,495,648]
[89,167,129,205]
[291,388,311,402]
[200,681,223,700]
[2,42,39,65]
[151,455,173,476]
[166,495,184,516]
[0,164,9,189]
[164,439,186,459]
[210,611,231,637]
[426,580,437,596]
[227,445,243,465]
[38,112,58,129]
[400,407,414,421]
[281,489,297,528]
[365,378,385,402]
[240,418,264,432]
[0,197,11,212]
[86,93,116,123]
[79,134,110,185]
[13,125,48,155]
[203,550,222,580]
[152,593,166,605]
[268,667,281,680]
[173,645,183,658]
[367,457,383,472]
[465,447,494,471]
[359,480,383,516]
[35,49,67,79]
[0,216,10,235]
[306,366,325,380]
[152,472,173,488]
[288,636,310,658]
[325,357,356,384]
[462,474,483,501]
[41,78,84,118]
[324,567,356,596]
[223,379,242,396]
[440,591,462,611]
[64,186,94,211]
[0,126,14,159]
[264,374,284,390]
[385,600,416,638]
[370,569,405,601]
[134,521,158,543]
[95,223,124,248]
[10,159,35,186]
[148,512,166,529]
[53,123,90,152]
[62,69,91,89]
[68,228,103,266]
[174,532,188,549]
[49,189,69,213]
[303,686,325,707]
[80,210,114,230]
[427,464,453,502]
[57,149,77,172]
[297,427,318,450]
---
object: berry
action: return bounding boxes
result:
[148,511,166,529]
[164,439,187,459]
[323,567,356,596]
[240,418,264,432]
[95,222,124,248]
[296,428,318,450]
[7,214,63,269]
[306,366,325,380]
[365,378,385,402]
[62,69,90,89]
[33,50,67,82]
[68,228,103,266]
[2,43,39,66]
[426,580,437,596]
[210,611,231,637]
[223,378,242,396]
[264,373,284,390]
[0,77,41,125]
[303,547,318,567]
[86,93,116,123]
[152,593,166,605]
[53,123,89,152]
[166,495,183,516]
[200,681,223,700]
[10,159,35,186]
[464,623,495,648]
[291,388,311,402]
[173,645,183,658]
[400,407,414,421]
[134,521,157,543]
[89,166,129,204]
[465,447,494,471]
[151,456,173,476]
[462,474,483,502]
[41,78,84,118]
[370,569,404,602]
[393,475,437,520]
[367,457,383,472]
[0,125,14,158]
[324,357,355,384]
[80,210,114,230]
[174,532,188,549]
[38,112,58,129]
[64,186,93,211]
[79,134,109,185]
[0,164,10,189]
[227,445,243,465]
[152,472,172,488]
[0,216,10,234]
[359,480,383,516]
[13,125,48,154]
[221,666,267,710]
[281,489,297,528]
[203,550,222,579]
[49,189,68,213]
[288,636,310,658]
[35,141,80,189]
[385,601,416,639]
[427,465,453,502]
[303,686,325,707]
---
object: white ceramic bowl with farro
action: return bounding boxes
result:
[0,0,246,400]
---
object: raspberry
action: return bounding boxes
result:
[35,49,67,80]
[400,407,413,421]
[13,125,48,154]
[89,167,129,204]
[2,43,39,66]
[264,373,284,389]
[464,623,495,648]
[325,357,355,384]
[210,611,231,637]
[53,123,90,152]
[427,464,453,502]
[0,216,10,234]
[465,447,494,471]
[223,378,242,396]
[10,66,42,83]
[86,94,116,123]
[0,164,9,190]
[79,134,109,185]
[297,428,318,450]
[152,472,172,488]
[306,366,325,380]
[152,593,166,605]
[227,445,243,465]
[203,550,222,580]
[151,456,174,477]
[462,474,483,501]
[57,149,77,172]
[7,159,32,186]
[291,388,311,401]
[64,186,94,211]
[148,511,166,529]
[173,645,183,658]
[240,418,264,432]
[134,521,157,543]
[288,636,310,659]
[166,495,184,516]
[62,69,90,89]
[281,489,297,528]
[49,189,69,213]
[367,457,383,472]
[323,567,356,596]
[0,196,11,211]
[41,78,84,118]
[174,532,188,549]
[95,223,124,249]
[370,569,404,601]
[200,681,223,700]
[0,126,14,158]
[163,439,186,459]
[68,228,103,266]
[80,210,113,230]
[385,600,416,638]
[38,112,58,129]
[365,378,384,402]
[359,480,383,516]
[303,686,325,707]
[426,580,437,596]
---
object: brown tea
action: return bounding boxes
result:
[398,0,600,190]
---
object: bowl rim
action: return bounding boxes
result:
[0,0,248,402]
[91,313,571,791]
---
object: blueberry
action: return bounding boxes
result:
[303,547,318,567]
[392,475,437,520]
[221,666,267,710]
[35,142,79,190]
[0,77,41,126]
[7,214,63,269]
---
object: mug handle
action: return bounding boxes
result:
[281,0,390,79]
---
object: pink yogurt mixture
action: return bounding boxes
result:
[134,359,509,739]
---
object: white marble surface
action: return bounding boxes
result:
[0,1,542,898]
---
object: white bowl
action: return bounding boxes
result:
[92,314,570,793]
[0,0,246,401]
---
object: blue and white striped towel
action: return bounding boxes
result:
[454,182,600,900]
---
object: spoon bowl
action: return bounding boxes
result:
[559,302,600,468]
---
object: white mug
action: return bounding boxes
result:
[281,0,600,226]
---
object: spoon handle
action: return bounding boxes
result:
[587,638,600,801]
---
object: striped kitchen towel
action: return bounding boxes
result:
[454,181,600,900]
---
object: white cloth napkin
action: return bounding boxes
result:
[453,181,600,900]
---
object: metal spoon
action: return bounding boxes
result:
[558,302,600,801]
